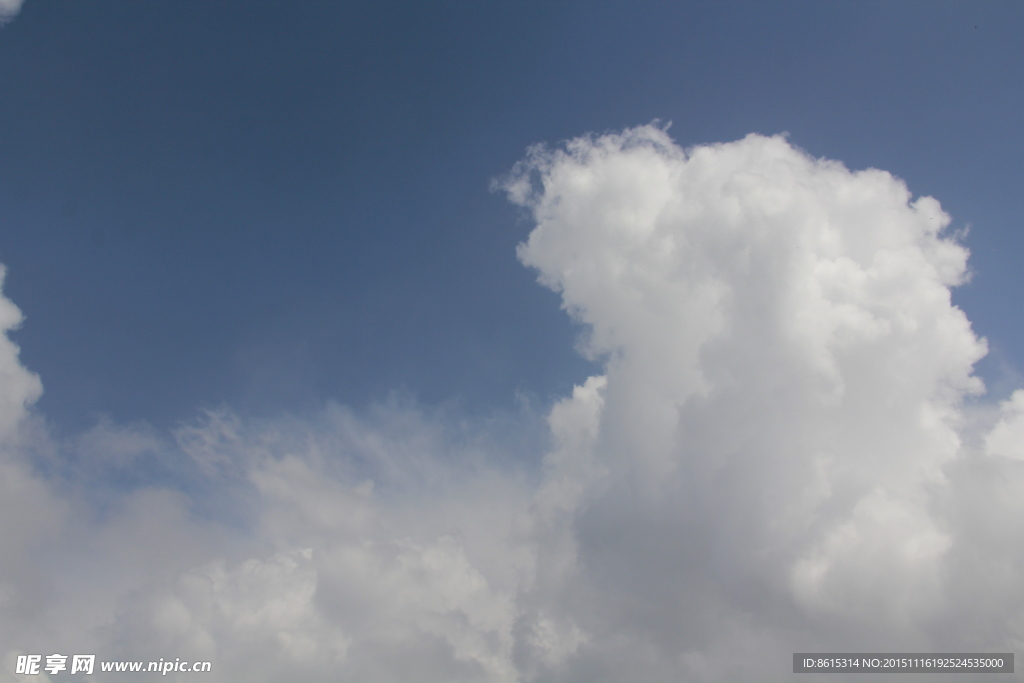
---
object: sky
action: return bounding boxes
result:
[1,2,1023,682]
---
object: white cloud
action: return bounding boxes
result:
[984,390,1024,460]
[0,0,23,24]
[2,125,1024,682]
[501,125,1019,680]
[0,266,41,439]
[0,390,533,682]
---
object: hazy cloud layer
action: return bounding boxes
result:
[3,126,1023,682]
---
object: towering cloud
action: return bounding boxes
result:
[2,126,1023,682]
[500,125,1018,681]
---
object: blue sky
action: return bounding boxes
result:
[2,1,1022,433]
[2,3,1024,682]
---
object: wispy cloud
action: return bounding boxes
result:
[2,125,1022,682]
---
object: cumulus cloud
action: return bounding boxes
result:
[1,397,534,682]
[501,125,1019,681]
[0,0,24,24]
[2,125,1023,682]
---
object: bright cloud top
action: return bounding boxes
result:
[2,126,1023,682]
